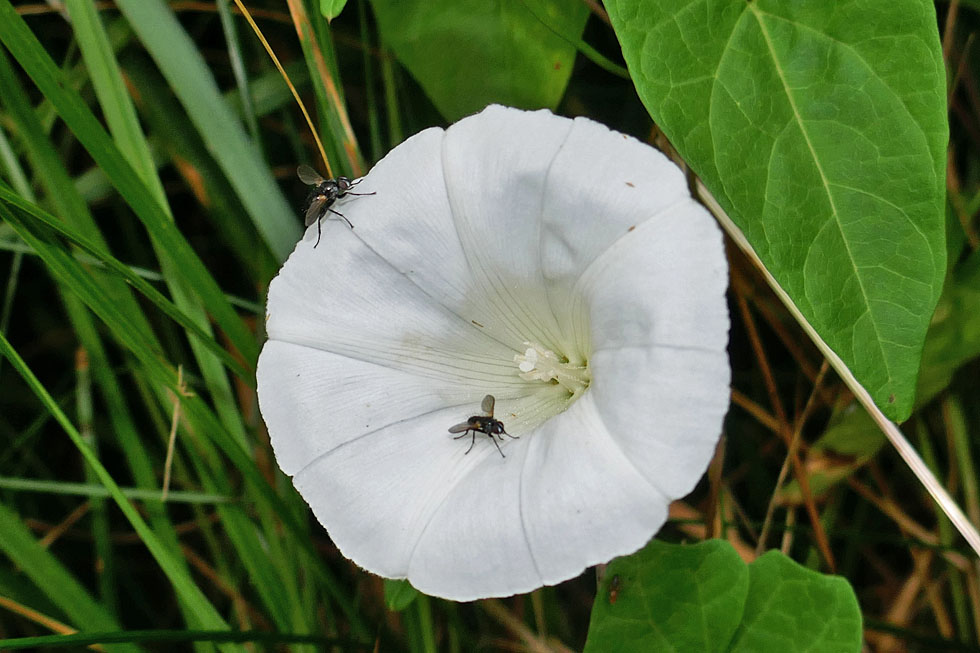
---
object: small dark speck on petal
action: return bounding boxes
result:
[471,319,485,328]
[625,181,635,187]
[628,225,636,232]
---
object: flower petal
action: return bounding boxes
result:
[538,116,693,325]
[292,404,534,587]
[406,436,542,601]
[257,342,508,475]
[591,345,730,497]
[578,203,731,496]
[266,211,520,381]
[440,105,577,352]
[519,394,670,585]
[579,197,730,352]
[324,127,474,313]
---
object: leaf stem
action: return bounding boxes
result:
[696,180,980,560]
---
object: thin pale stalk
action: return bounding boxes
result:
[698,180,980,559]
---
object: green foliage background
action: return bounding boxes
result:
[0,0,977,650]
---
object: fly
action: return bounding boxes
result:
[448,394,518,458]
[297,164,375,247]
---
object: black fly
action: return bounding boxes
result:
[448,394,518,458]
[297,164,375,247]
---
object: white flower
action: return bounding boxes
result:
[257,105,730,601]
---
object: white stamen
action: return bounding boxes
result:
[514,341,590,395]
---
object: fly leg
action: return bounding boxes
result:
[327,207,354,229]
[452,429,478,455]
[488,433,505,458]
[314,216,323,248]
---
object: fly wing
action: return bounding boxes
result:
[481,394,495,416]
[297,164,323,185]
[304,196,326,227]
[448,422,471,434]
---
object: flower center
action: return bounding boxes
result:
[514,341,591,396]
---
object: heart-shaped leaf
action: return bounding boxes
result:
[586,541,862,652]
[585,540,749,652]
[606,0,948,420]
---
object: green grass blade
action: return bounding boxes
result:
[288,0,364,175]
[0,503,141,653]
[0,63,213,638]
[0,188,250,381]
[0,124,27,380]
[75,347,118,615]
[121,54,279,286]
[0,45,157,339]
[216,0,263,149]
[62,0,255,446]
[111,0,299,261]
[3,187,364,634]
[0,239,264,313]
[357,0,384,162]
[0,331,233,636]
[0,629,367,650]
[0,4,259,367]
[63,0,168,208]
[0,476,235,503]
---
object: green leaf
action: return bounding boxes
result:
[729,552,862,653]
[585,542,861,651]
[781,249,980,503]
[369,0,588,120]
[584,540,749,652]
[606,0,947,420]
[383,579,419,612]
[321,0,348,20]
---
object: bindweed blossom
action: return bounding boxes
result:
[256,105,730,601]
